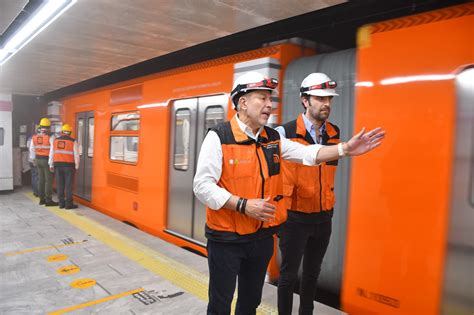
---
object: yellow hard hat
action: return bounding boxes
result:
[39,117,51,127]
[61,123,72,133]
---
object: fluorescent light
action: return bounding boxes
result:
[0,0,77,66]
[380,74,455,85]
[137,93,230,109]
[0,50,9,63]
[355,81,374,87]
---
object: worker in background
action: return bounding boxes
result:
[276,73,341,314]
[27,124,40,197]
[193,71,385,315]
[49,123,80,209]
[30,118,58,206]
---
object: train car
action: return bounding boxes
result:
[340,4,473,315]
[62,41,314,250]
[0,94,13,191]
[281,3,473,315]
[59,3,473,314]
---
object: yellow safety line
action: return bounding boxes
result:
[48,288,144,315]
[4,241,86,256]
[25,192,277,314]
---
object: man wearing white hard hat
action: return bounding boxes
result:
[193,71,384,315]
[276,72,341,314]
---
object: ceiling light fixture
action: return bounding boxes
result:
[0,0,77,66]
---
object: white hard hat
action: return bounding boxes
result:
[231,71,278,109]
[300,73,339,97]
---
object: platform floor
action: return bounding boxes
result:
[0,189,346,314]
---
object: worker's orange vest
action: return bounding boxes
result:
[53,135,75,164]
[281,115,340,213]
[32,134,51,157]
[206,116,286,236]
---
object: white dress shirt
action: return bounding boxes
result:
[275,113,326,144]
[193,115,322,210]
[27,136,33,163]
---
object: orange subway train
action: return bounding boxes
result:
[59,4,473,315]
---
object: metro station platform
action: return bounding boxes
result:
[0,189,345,315]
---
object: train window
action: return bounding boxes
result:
[88,118,94,157]
[0,128,3,146]
[109,111,140,164]
[173,108,191,171]
[111,111,140,131]
[204,106,225,136]
[77,118,84,156]
[110,136,139,163]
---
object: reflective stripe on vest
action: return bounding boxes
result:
[32,134,51,157]
[281,115,340,213]
[206,115,286,235]
[53,137,75,164]
[55,150,74,155]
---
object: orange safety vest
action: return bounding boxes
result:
[206,116,287,238]
[53,135,75,164]
[32,134,51,157]
[281,115,340,213]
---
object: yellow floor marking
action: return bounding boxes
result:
[70,278,96,289]
[47,254,68,262]
[4,241,86,257]
[56,265,80,275]
[48,288,144,315]
[25,192,277,314]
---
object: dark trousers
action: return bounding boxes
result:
[30,162,39,195]
[277,219,332,315]
[55,166,75,206]
[207,236,274,315]
[36,158,53,201]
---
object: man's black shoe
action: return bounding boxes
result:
[39,199,45,205]
[59,203,65,209]
[65,204,78,210]
[45,201,59,207]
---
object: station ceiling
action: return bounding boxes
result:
[0,0,345,96]
[0,0,466,100]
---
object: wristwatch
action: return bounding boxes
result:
[338,142,346,157]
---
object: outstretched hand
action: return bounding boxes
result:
[345,127,385,156]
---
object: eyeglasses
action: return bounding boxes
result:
[232,78,278,95]
[300,81,337,93]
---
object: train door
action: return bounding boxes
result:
[74,111,94,201]
[167,95,227,245]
